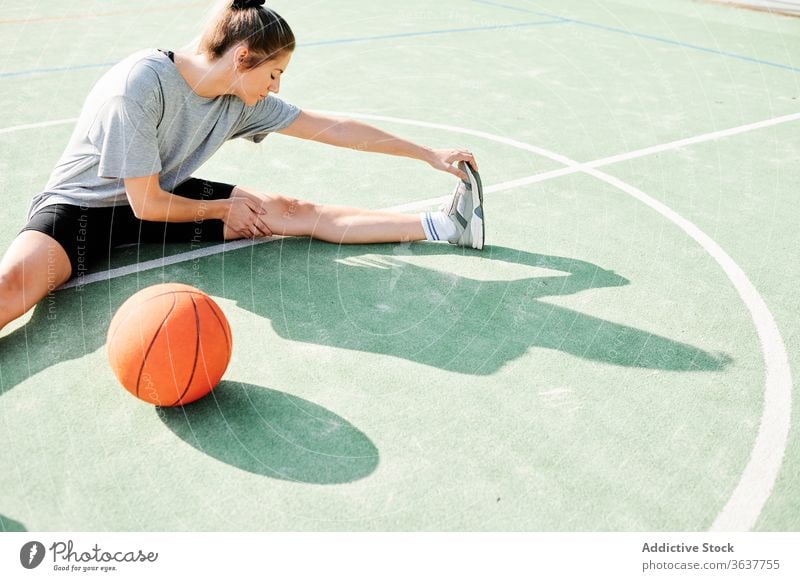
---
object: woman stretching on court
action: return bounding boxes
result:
[0,0,484,332]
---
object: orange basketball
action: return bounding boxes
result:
[107,283,232,406]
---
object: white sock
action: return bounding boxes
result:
[420,211,457,242]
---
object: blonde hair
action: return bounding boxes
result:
[198,0,295,69]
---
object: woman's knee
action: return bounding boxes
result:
[0,268,23,302]
[0,267,29,322]
[273,195,318,222]
[0,231,72,310]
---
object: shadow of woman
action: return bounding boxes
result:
[157,381,379,484]
[0,289,96,397]
[0,242,732,399]
[0,513,26,532]
[205,240,733,375]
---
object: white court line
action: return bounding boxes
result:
[584,168,792,533]
[8,111,797,531]
[61,237,280,289]
[485,111,800,194]
[584,111,800,169]
[0,117,77,134]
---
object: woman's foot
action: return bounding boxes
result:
[443,161,484,250]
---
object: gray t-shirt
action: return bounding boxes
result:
[28,49,301,218]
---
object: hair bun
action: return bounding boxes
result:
[232,0,265,9]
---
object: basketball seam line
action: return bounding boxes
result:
[107,289,204,346]
[206,299,232,353]
[135,293,177,399]
[168,296,201,407]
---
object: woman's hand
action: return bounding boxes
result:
[426,148,479,180]
[219,193,273,240]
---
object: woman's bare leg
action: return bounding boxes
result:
[225,187,427,243]
[0,231,72,331]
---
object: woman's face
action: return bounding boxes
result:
[234,50,292,106]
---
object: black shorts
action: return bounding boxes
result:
[22,178,234,278]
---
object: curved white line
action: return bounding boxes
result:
[317,111,793,532]
[586,169,792,532]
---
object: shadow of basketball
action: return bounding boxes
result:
[157,380,379,485]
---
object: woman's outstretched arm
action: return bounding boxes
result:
[277,110,478,180]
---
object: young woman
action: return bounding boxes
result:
[0,0,484,332]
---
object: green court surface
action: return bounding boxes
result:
[0,0,798,531]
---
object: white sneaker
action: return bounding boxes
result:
[442,161,484,250]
